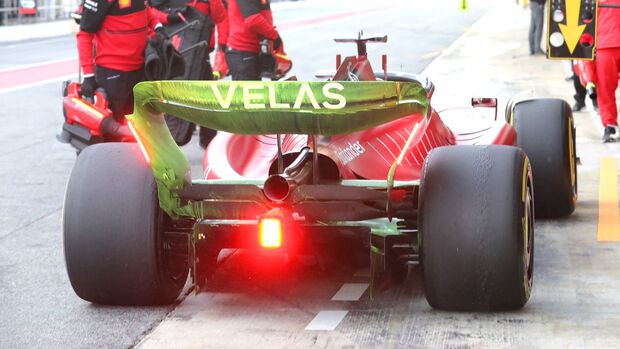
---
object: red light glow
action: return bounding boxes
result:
[259,218,282,249]
[127,121,151,164]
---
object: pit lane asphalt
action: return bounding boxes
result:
[0,0,494,347]
[2,0,620,348]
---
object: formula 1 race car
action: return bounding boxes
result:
[62,34,577,311]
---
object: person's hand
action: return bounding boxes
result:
[272,34,282,51]
[79,76,97,99]
[167,6,186,24]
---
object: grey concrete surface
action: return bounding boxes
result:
[0,35,77,71]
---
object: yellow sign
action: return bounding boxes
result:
[559,0,586,54]
[547,0,597,60]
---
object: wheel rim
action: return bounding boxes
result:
[157,209,189,290]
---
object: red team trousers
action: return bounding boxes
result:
[595,47,620,127]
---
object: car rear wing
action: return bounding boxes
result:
[126,80,428,218]
[129,80,427,136]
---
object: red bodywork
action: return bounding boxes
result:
[63,82,113,137]
[573,60,597,87]
[203,50,517,182]
[60,82,134,149]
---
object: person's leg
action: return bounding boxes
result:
[95,66,142,121]
[595,48,620,141]
[121,68,145,116]
[572,72,587,111]
[528,2,537,54]
[225,49,260,81]
[533,3,544,54]
[199,126,217,148]
[595,48,619,127]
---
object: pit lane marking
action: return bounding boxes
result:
[305,278,369,331]
[598,157,620,242]
[407,50,444,59]
[0,73,77,93]
[422,51,442,59]
[304,310,349,331]
[278,4,399,32]
[331,283,369,301]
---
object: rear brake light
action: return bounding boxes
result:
[259,218,282,249]
[127,121,151,164]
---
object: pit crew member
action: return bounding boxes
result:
[77,0,162,121]
[225,0,282,80]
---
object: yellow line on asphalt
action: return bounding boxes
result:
[422,51,441,59]
[598,157,620,242]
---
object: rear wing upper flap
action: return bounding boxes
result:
[129,80,428,136]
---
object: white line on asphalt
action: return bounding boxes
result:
[0,57,76,74]
[331,283,369,301]
[0,73,77,94]
[304,310,349,331]
[280,5,401,33]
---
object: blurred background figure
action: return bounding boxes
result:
[595,0,620,142]
[528,0,546,55]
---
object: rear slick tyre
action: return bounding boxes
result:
[63,143,188,305]
[420,145,534,311]
[512,98,576,218]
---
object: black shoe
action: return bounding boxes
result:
[572,101,586,112]
[199,127,217,149]
[602,126,616,143]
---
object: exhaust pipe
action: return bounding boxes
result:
[264,147,313,202]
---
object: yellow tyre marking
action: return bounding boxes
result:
[568,117,577,203]
[521,157,532,298]
[522,157,529,203]
[598,157,620,242]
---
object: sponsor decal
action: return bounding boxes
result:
[209,82,346,110]
[84,0,98,11]
[336,141,365,165]
[119,0,131,8]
